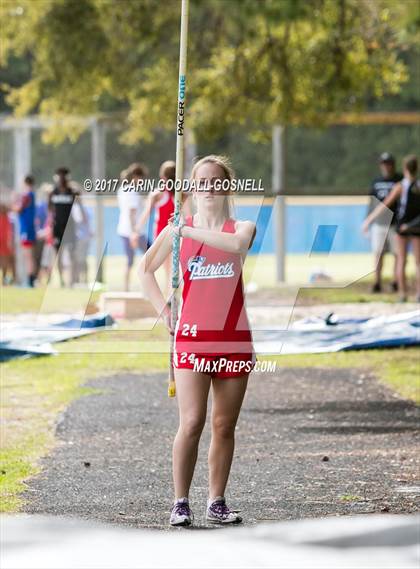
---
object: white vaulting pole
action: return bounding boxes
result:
[168,0,189,398]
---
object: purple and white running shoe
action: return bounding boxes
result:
[169,497,193,527]
[206,496,242,524]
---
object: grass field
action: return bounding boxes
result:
[1,286,102,315]
[99,252,413,290]
[1,252,417,314]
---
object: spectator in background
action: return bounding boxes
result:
[364,155,420,303]
[366,153,403,293]
[117,163,148,291]
[34,183,51,281]
[131,160,176,294]
[14,175,36,287]
[72,188,92,284]
[49,167,77,287]
[38,192,55,284]
[0,200,15,284]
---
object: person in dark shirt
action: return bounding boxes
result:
[366,153,403,293]
[364,155,420,303]
[48,167,77,286]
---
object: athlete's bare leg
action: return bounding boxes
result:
[392,253,398,289]
[172,369,211,499]
[69,245,77,287]
[56,248,65,287]
[395,234,408,298]
[411,237,420,298]
[22,246,35,282]
[124,264,131,292]
[0,257,8,284]
[208,374,249,500]
[374,250,384,288]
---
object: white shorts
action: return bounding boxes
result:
[371,224,396,255]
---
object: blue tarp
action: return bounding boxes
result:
[3,310,418,360]
[253,310,420,354]
[0,313,114,362]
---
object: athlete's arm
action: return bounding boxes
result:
[138,225,173,327]
[12,193,30,213]
[399,214,420,235]
[366,180,376,218]
[179,220,256,256]
[362,183,402,231]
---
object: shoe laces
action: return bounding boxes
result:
[174,501,190,517]
[210,498,231,517]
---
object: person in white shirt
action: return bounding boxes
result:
[117,163,148,291]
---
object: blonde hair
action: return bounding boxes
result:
[190,154,234,218]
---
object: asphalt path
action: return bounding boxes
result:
[23,367,420,529]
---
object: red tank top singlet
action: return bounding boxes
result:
[174,216,254,355]
[154,189,175,239]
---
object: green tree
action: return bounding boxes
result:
[0,0,417,144]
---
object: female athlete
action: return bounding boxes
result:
[364,154,420,302]
[139,155,256,526]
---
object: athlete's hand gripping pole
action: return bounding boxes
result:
[169,0,190,398]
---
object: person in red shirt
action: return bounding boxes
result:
[139,155,256,527]
[132,160,176,294]
[153,160,176,239]
[0,202,15,284]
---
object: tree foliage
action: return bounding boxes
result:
[0,0,417,144]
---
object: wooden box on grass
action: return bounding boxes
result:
[99,292,156,320]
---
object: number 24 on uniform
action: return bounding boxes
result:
[181,323,198,337]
